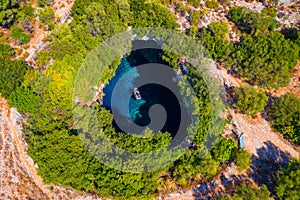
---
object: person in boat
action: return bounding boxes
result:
[134,88,142,100]
[180,63,189,75]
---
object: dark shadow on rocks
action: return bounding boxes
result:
[187,141,291,199]
[248,141,291,193]
[260,93,277,122]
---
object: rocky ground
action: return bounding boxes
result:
[171,0,299,40]
[162,1,300,198]
[162,62,300,200]
[0,98,102,199]
[0,0,299,199]
[0,98,48,199]
[2,0,74,67]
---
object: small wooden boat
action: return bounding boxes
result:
[133,88,142,100]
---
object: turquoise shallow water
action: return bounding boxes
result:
[102,40,188,136]
[102,57,146,121]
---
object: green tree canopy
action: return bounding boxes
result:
[199,28,232,60]
[205,0,218,9]
[234,86,268,117]
[129,0,177,29]
[208,21,229,39]
[187,0,200,7]
[212,137,237,162]
[0,0,19,11]
[0,0,20,27]
[282,28,300,57]
[190,10,201,26]
[234,149,252,172]
[269,93,300,144]
[229,6,244,22]
[0,0,33,27]
[189,9,208,26]
[11,26,30,44]
[189,25,198,37]
[229,6,279,33]
[226,31,299,87]
[229,184,270,200]
[9,87,41,114]
[275,159,300,200]
[0,54,27,98]
[0,43,14,59]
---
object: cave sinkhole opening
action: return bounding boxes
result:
[102,40,189,137]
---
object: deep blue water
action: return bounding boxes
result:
[102,40,186,136]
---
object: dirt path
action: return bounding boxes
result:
[53,0,74,24]
[210,61,299,158]
[2,0,75,67]
[0,98,49,199]
[0,98,102,199]
[9,107,52,196]
[163,61,299,200]
[210,60,299,156]
[231,111,299,158]
[25,0,75,66]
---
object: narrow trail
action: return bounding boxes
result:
[232,111,299,158]
[1,0,299,199]
[164,62,299,200]
[210,61,299,159]
[25,0,75,66]
[0,98,102,199]
[9,107,50,196]
[0,98,49,199]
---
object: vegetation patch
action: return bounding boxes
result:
[268,93,300,144]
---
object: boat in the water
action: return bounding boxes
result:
[133,88,142,100]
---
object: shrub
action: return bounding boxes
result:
[206,0,218,9]
[11,26,30,44]
[9,87,41,114]
[275,159,300,200]
[234,149,252,172]
[212,137,237,162]
[269,93,300,144]
[234,86,268,117]
[208,22,229,39]
[190,10,201,25]
[232,184,270,200]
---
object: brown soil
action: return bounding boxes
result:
[0,98,102,199]
[163,62,299,200]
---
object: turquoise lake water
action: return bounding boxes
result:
[102,40,186,136]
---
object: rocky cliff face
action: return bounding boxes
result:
[0,98,101,200]
[0,98,48,199]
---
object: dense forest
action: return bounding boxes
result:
[0,0,299,199]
